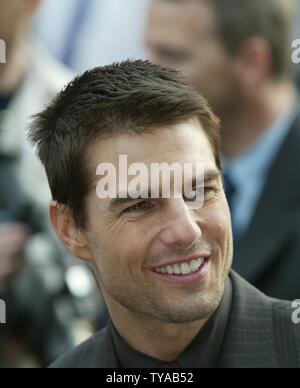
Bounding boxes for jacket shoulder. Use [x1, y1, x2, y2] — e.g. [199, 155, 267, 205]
[271, 298, 300, 367]
[223, 272, 300, 368]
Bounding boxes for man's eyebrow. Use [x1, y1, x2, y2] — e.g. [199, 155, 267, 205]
[184, 170, 221, 190]
[110, 190, 152, 207]
[201, 170, 222, 183]
[111, 197, 140, 206]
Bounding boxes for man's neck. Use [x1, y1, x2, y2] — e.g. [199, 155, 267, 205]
[221, 81, 297, 160]
[106, 298, 208, 362]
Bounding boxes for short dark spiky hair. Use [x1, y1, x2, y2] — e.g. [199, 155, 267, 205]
[29, 60, 220, 228]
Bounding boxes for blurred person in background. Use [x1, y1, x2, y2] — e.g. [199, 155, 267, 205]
[0, 0, 102, 367]
[147, 0, 300, 300]
[34, 0, 150, 73]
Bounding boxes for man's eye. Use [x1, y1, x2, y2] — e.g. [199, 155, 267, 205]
[123, 201, 151, 214]
[185, 187, 215, 202]
[202, 187, 216, 200]
[155, 49, 189, 65]
[204, 187, 215, 196]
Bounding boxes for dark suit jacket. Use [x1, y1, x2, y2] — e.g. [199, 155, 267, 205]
[50, 272, 300, 368]
[233, 111, 300, 300]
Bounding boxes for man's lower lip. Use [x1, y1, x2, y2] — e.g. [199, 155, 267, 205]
[151, 259, 210, 284]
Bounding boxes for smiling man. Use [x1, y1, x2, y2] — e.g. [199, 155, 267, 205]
[146, 0, 300, 302]
[29, 61, 300, 368]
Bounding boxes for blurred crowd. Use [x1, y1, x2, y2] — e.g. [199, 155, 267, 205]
[0, 0, 300, 367]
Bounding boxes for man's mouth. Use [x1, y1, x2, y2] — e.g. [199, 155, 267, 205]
[153, 257, 209, 277]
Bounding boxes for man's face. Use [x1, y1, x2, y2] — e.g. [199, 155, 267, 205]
[83, 119, 233, 324]
[0, 0, 22, 50]
[0, 0, 36, 62]
[146, 0, 240, 116]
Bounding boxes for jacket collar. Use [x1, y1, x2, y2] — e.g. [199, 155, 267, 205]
[234, 111, 300, 282]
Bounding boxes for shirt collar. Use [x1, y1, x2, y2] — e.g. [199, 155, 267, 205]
[222, 105, 299, 188]
[110, 277, 233, 369]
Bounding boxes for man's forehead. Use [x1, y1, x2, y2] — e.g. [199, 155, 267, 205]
[149, 0, 216, 37]
[89, 120, 215, 167]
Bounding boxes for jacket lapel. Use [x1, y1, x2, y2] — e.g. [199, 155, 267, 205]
[218, 272, 279, 368]
[233, 112, 300, 283]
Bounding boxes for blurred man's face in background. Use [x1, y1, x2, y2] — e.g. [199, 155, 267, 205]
[0, 0, 24, 56]
[146, 0, 240, 117]
[0, 0, 38, 62]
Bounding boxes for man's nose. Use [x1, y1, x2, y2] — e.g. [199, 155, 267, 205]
[159, 199, 202, 250]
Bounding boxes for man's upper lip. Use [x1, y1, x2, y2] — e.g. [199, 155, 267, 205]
[150, 254, 210, 270]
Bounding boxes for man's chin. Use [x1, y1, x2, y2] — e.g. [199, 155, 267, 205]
[153, 288, 224, 325]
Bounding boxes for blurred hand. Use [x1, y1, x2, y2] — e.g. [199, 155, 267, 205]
[0, 223, 29, 289]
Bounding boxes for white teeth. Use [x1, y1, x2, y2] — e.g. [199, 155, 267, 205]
[155, 257, 205, 276]
[190, 259, 201, 272]
[173, 264, 181, 275]
[181, 263, 191, 275]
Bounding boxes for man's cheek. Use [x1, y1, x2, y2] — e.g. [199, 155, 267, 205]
[112, 237, 144, 272]
[216, 214, 232, 250]
[205, 207, 232, 251]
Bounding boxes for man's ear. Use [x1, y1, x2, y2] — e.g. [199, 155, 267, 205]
[49, 201, 93, 262]
[234, 37, 272, 89]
